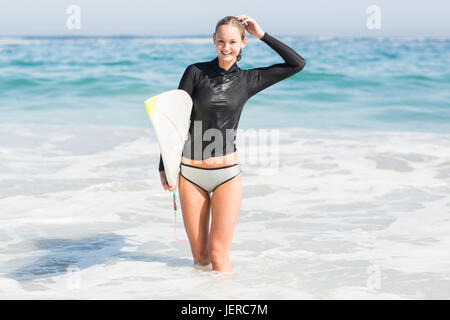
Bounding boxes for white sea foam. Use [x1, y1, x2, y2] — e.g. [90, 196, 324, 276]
[0, 123, 449, 299]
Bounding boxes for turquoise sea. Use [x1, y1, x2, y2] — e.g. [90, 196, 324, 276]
[1, 35, 449, 131]
[1, 35, 450, 299]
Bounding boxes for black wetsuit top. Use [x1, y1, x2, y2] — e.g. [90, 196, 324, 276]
[159, 32, 306, 171]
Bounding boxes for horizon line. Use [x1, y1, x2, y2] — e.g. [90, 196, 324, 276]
[1, 34, 449, 40]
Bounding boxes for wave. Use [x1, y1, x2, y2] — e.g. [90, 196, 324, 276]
[0, 78, 40, 89]
[391, 74, 444, 83]
[10, 60, 48, 67]
[370, 106, 450, 124]
[0, 38, 49, 45]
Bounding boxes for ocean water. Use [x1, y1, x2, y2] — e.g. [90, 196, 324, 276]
[0, 36, 449, 299]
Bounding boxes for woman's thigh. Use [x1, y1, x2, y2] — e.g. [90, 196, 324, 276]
[209, 173, 242, 256]
[178, 174, 211, 257]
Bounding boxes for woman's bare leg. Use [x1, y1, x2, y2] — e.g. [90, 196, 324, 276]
[178, 174, 211, 266]
[209, 173, 242, 272]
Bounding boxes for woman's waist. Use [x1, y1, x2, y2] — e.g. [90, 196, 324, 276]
[181, 151, 239, 169]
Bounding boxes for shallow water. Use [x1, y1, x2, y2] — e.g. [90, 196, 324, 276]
[0, 124, 449, 299]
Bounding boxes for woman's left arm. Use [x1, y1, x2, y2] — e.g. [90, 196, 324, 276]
[236, 15, 306, 96]
[259, 32, 306, 71]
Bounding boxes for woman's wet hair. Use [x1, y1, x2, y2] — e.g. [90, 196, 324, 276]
[215, 16, 246, 61]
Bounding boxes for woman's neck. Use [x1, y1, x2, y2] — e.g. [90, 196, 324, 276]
[218, 58, 236, 71]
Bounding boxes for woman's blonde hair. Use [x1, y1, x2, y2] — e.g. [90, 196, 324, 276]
[215, 16, 246, 61]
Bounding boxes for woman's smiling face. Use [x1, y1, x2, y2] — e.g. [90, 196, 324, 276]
[213, 24, 246, 63]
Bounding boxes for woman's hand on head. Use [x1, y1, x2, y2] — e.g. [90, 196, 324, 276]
[159, 171, 177, 192]
[235, 15, 265, 39]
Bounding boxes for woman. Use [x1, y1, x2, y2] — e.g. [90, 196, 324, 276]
[159, 14, 306, 272]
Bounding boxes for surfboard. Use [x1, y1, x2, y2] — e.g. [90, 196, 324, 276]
[145, 89, 192, 187]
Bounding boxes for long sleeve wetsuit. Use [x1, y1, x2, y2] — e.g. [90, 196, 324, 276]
[159, 32, 306, 172]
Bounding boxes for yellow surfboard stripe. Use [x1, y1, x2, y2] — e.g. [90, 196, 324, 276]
[144, 96, 157, 118]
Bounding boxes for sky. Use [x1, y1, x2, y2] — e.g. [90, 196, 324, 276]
[0, 0, 449, 37]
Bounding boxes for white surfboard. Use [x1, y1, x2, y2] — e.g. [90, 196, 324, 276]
[145, 89, 192, 187]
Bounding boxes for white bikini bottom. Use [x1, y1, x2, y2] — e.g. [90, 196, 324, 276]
[179, 163, 241, 193]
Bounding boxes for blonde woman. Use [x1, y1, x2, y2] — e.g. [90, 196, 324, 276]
[159, 14, 306, 272]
